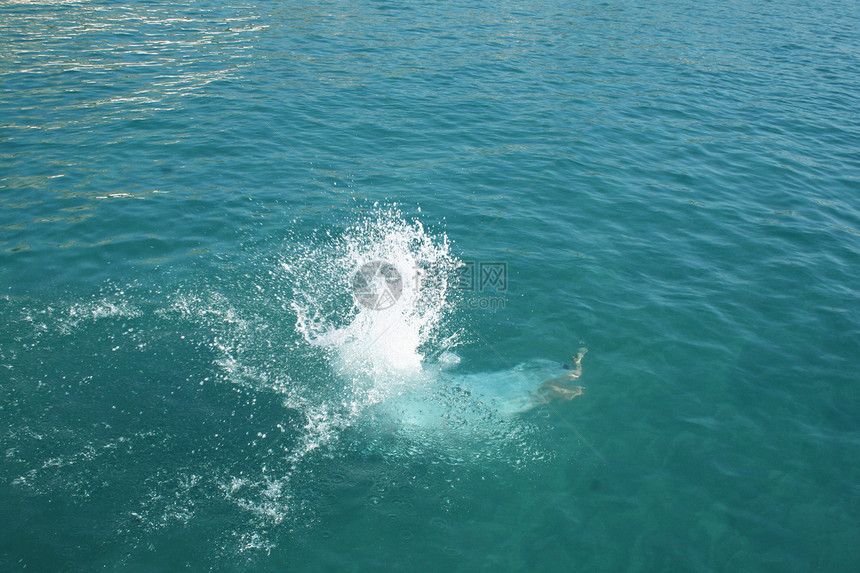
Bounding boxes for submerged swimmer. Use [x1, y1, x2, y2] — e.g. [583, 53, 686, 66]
[384, 349, 588, 424]
[534, 348, 587, 404]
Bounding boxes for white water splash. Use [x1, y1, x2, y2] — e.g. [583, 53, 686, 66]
[286, 207, 462, 408]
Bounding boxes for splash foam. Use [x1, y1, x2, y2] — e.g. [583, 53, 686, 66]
[286, 206, 461, 406]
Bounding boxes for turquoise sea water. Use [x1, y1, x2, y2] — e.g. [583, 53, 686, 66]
[2, 0, 859, 571]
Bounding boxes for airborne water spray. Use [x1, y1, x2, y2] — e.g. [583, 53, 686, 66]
[285, 206, 463, 408]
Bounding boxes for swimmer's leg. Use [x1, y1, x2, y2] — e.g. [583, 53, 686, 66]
[536, 349, 587, 403]
[535, 379, 585, 403]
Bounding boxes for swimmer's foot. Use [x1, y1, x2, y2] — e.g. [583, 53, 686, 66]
[567, 348, 587, 379]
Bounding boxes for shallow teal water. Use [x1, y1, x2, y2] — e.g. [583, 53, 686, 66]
[2, 0, 860, 571]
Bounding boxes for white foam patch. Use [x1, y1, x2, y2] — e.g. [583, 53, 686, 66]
[285, 206, 461, 417]
[69, 300, 141, 321]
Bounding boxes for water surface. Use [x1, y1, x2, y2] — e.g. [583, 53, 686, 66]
[1, 0, 859, 571]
